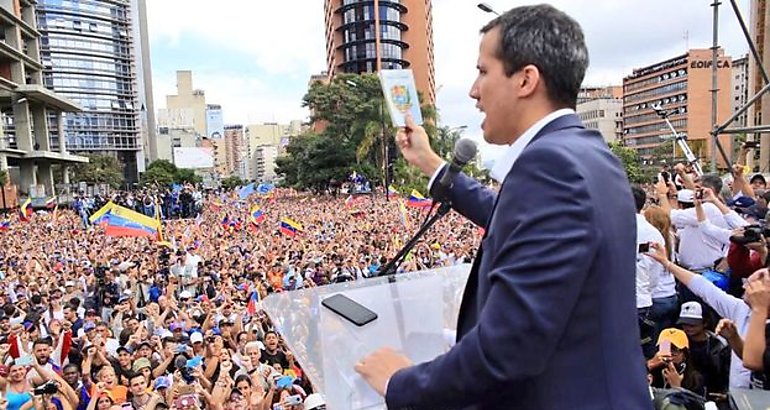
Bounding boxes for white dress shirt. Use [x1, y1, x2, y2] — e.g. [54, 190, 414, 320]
[672, 203, 729, 270]
[429, 108, 575, 188]
[636, 214, 664, 309]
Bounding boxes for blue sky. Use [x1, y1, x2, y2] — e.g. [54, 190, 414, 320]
[146, 0, 751, 162]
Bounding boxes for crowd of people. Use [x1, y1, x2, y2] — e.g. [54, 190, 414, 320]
[633, 156, 770, 408]
[0, 186, 481, 410]
[73, 186, 204, 229]
[7, 151, 770, 409]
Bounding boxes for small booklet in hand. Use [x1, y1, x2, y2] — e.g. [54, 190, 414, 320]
[379, 69, 423, 127]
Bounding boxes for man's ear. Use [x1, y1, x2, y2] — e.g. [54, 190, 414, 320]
[517, 64, 541, 98]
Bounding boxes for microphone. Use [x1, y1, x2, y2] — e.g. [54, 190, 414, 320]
[436, 138, 478, 199]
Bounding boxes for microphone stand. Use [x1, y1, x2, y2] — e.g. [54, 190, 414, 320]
[375, 200, 453, 282]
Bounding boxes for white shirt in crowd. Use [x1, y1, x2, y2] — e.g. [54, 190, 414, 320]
[672, 203, 730, 270]
[652, 233, 677, 300]
[687, 275, 752, 388]
[636, 214, 664, 309]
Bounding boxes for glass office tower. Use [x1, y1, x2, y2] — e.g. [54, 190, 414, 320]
[36, 0, 143, 181]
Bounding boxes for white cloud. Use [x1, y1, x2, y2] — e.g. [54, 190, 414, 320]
[431, 0, 751, 159]
[146, 0, 752, 144]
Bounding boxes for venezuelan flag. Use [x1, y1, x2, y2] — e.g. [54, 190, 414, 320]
[89, 201, 116, 224]
[103, 214, 158, 238]
[388, 185, 399, 196]
[44, 196, 57, 209]
[250, 205, 266, 224]
[246, 290, 260, 316]
[19, 198, 32, 222]
[398, 199, 409, 226]
[0, 220, 9, 231]
[279, 217, 303, 237]
[100, 204, 160, 238]
[407, 189, 432, 208]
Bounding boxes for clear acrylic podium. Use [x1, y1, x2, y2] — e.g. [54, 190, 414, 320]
[262, 264, 471, 410]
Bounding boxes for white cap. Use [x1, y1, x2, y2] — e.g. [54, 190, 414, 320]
[190, 332, 203, 344]
[677, 301, 703, 325]
[65, 281, 75, 287]
[160, 330, 174, 340]
[179, 290, 193, 299]
[677, 189, 694, 203]
[304, 394, 326, 410]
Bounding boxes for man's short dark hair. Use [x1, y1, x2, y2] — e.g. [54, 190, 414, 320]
[631, 186, 646, 213]
[33, 337, 52, 348]
[128, 372, 145, 384]
[751, 174, 766, 185]
[699, 174, 723, 195]
[481, 4, 589, 108]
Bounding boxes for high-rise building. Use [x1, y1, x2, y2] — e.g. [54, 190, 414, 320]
[224, 125, 245, 178]
[749, 0, 769, 171]
[253, 145, 278, 183]
[166, 70, 207, 137]
[622, 49, 733, 165]
[732, 55, 750, 128]
[36, 0, 153, 182]
[323, 0, 435, 104]
[0, 0, 87, 198]
[576, 86, 623, 143]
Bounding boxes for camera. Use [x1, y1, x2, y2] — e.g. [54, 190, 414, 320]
[34, 381, 58, 396]
[729, 225, 770, 245]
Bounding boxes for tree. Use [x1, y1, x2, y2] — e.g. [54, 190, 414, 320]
[221, 176, 245, 190]
[608, 142, 647, 184]
[72, 154, 124, 188]
[175, 168, 202, 185]
[141, 160, 176, 186]
[140, 160, 203, 186]
[292, 73, 438, 191]
[0, 169, 7, 187]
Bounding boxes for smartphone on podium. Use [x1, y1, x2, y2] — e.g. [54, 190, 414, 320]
[322, 294, 378, 327]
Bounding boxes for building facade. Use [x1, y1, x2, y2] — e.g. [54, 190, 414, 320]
[166, 70, 206, 137]
[0, 0, 87, 198]
[749, 0, 769, 171]
[223, 125, 245, 179]
[324, 0, 435, 104]
[732, 55, 749, 128]
[36, 0, 151, 182]
[622, 49, 733, 165]
[253, 144, 278, 183]
[576, 86, 623, 143]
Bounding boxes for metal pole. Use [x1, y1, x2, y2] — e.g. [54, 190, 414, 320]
[382, 99, 388, 201]
[729, 0, 770, 85]
[710, 0, 720, 172]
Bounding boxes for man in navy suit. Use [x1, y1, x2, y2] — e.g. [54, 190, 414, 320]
[354, 4, 652, 409]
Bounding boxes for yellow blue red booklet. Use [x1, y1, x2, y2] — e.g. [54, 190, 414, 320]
[379, 69, 423, 127]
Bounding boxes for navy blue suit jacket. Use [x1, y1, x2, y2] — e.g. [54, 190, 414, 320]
[385, 114, 652, 409]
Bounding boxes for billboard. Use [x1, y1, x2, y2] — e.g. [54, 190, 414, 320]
[173, 147, 214, 169]
[206, 105, 224, 139]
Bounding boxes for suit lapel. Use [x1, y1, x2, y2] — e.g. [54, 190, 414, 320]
[455, 114, 584, 341]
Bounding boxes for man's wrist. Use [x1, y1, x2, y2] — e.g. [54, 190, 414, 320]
[419, 153, 445, 177]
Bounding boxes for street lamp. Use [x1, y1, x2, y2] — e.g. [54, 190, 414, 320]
[477, 3, 500, 15]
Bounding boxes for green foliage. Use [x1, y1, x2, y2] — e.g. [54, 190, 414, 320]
[608, 142, 648, 184]
[140, 160, 201, 186]
[0, 169, 7, 186]
[175, 168, 202, 185]
[72, 154, 124, 188]
[278, 73, 437, 191]
[221, 176, 245, 190]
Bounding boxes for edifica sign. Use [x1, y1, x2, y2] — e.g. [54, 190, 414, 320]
[690, 60, 731, 69]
